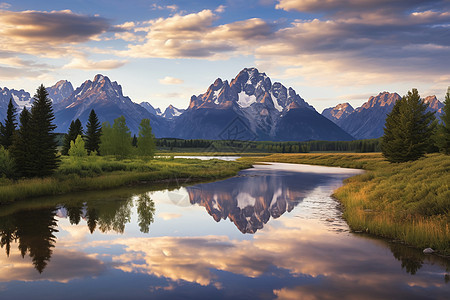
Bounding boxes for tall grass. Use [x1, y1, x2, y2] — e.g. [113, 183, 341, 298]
[252, 153, 450, 254]
[0, 156, 252, 203]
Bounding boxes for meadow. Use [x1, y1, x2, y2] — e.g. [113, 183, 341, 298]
[0, 156, 252, 203]
[245, 153, 450, 254]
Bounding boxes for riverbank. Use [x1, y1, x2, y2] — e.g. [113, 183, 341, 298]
[0, 156, 252, 204]
[242, 153, 450, 255]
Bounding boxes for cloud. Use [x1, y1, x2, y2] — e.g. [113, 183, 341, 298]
[0, 9, 110, 44]
[151, 4, 179, 12]
[118, 10, 275, 59]
[158, 213, 182, 220]
[275, 0, 446, 14]
[64, 56, 127, 70]
[0, 249, 106, 283]
[0, 2, 10, 9]
[215, 5, 226, 13]
[159, 76, 184, 85]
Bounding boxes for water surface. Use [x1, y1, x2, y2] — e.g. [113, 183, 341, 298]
[0, 163, 448, 299]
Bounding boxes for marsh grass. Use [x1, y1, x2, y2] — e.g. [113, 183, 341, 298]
[251, 153, 450, 254]
[0, 156, 252, 203]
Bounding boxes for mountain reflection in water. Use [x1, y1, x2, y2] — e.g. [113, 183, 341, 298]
[188, 165, 354, 233]
[0, 163, 448, 299]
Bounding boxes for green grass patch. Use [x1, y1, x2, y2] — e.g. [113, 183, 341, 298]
[0, 156, 252, 203]
[250, 153, 450, 254]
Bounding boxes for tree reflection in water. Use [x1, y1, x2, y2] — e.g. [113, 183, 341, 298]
[0, 193, 155, 273]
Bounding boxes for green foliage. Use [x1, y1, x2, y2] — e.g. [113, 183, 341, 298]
[381, 88, 436, 162]
[26, 85, 60, 177]
[0, 98, 17, 149]
[62, 119, 83, 155]
[0, 146, 15, 178]
[99, 116, 132, 159]
[85, 109, 101, 155]
[132, 134, 137, 147]
[435, 90, 450, 154]
[10, 108, 33, 178]
[137, 118, 155, 158]
[0, 155, 252, 203]
[68, 135, 88, 158]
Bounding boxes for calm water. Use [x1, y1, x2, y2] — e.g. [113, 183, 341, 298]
[0, 163, 448, 299]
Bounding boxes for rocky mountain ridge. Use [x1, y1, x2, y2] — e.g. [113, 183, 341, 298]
[322, 92, 445, 139]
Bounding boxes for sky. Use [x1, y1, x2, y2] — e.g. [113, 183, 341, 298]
[0, 0, 449, 112]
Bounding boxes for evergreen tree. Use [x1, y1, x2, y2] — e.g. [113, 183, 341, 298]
[10, 108, 33, 177]
[132, 134, 138, 147]
[435, 89, 450, 154]
[0, 98, 17, 149]
[62, 119, 83, 155]
[137, 118, 155, 158]
[85, 109, 102, 155]
[381, 89, 436, 162]
[28, 84, 60, 177]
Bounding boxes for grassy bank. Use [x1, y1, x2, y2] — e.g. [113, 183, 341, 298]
[0, 156, 252, 203]
[249, 153, 450, 254]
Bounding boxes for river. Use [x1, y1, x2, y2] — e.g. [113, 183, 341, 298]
[0, 163, 448, 299]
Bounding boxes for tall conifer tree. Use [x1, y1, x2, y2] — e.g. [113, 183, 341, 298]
[85, 109, 101, 154]
[10, 108, 32, 177]
[28, 84, 59, 177]
[381, 88, 435, 162]
[0, 98, 17, 149]
[62, 119, 83, 155]
[435, 89, 450, 154]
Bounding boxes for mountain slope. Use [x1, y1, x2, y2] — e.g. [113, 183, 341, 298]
[53, 75, 168, 135]
[323, 92, 444, 139]
[173, 67, 353, 141]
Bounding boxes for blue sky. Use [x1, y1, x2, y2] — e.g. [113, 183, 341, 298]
[1, 0, 449, 111]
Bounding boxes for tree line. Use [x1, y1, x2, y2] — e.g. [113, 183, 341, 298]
[0, 84, 156, 179]
[156, 138, 381, 153]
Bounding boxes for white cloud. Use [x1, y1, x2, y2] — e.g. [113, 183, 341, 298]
[215, 5, 226, 13]
[0, 2, 10, 9]
[64, 56, 127, 70]
[159, 76, 184, 85]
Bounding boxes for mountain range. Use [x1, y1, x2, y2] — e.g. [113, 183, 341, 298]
[322, 92, 445, 139]
[0, 68, 446, 141]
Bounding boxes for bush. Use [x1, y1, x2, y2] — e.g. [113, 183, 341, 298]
[0, 146, 15, 178]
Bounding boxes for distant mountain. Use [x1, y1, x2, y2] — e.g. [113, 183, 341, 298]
[162, 105, 185, 119]
[139, 101, 162, 116]
[172, 67, 353, 141]
[323, 92, 445, 139]
[322, 103, 354, 122]
[46, 80, 74, 105]
[423, 95, 444, 118]
[53, 74, 168, 135]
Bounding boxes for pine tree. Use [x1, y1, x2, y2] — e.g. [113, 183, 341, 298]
[137, 118, 155, 158]
[435, 89, 450, 154]
[132, 134, 138, 147]
[85, 109, 101, 155]
[10, 108, 33, 177]
[381, 88, 436, 162]
[0, 98, 17, 149]
[28, 84, 60, 177]
[62, 119, 83, 155]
